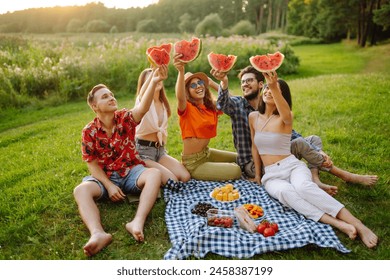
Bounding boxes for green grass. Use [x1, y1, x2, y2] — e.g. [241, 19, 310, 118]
[0, 40, 389, 260]
[287, 41, 390, 79]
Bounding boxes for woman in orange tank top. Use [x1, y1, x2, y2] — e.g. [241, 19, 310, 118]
[173, 54, 241, 181]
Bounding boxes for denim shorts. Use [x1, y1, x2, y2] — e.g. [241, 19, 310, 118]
[136, 142, 167, 162]
[82, 164, 145, 200]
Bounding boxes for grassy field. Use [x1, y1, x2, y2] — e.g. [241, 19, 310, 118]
[0, 40, 389, 260]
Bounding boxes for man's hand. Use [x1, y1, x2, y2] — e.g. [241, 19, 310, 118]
[210, 69, 228, 90]
[106, 183, 126, 202]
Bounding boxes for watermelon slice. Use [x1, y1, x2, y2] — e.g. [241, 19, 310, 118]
[249, 51, 285, 73]
[146, 43, 172, 56]
[207, 52, 237, 72]
[147, 48, 170, 66]
[174, 37, 202, 63]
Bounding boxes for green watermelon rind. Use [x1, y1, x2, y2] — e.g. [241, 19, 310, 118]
[207, 52, 237, 72]
[174, 37, 202, 63]
[249, 51, 285, 73]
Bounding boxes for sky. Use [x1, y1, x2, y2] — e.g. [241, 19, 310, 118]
[0, 0, 159, 14]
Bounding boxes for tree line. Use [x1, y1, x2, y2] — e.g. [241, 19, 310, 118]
[0, 0, 389, 46]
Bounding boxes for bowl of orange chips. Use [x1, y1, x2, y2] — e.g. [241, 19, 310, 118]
[242, 203, 265, 219]
[210, 183, 240, 202]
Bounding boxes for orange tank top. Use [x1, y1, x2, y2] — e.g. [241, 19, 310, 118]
[178, 101, 222, 139]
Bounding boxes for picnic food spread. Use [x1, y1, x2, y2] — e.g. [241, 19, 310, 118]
[210, 183, 240, 202]
[164, 180, 351, 260]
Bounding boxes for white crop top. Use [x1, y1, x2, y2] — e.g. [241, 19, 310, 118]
[135, 97, 168, 146]
[254, 131, 291, 155]
[253, 113, 291, 155]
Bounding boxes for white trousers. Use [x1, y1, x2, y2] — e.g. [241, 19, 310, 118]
[262, 155, 344, 221]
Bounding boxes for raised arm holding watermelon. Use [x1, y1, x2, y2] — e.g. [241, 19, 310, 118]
[172, 51, 241, 181]
[134, 66, 190, 186]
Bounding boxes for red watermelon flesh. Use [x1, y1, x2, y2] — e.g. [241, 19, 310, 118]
[174, 37, 202, 63]
[148, 48, 170, 66]
[249, 51, 285, 72]
[146, 43, 172, 56]
[207, 52, 237, 72]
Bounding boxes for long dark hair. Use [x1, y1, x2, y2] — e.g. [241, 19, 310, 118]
[258, 79, 292, 115]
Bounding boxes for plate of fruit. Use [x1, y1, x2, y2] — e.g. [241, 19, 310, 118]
[210, 183, 240, 202]
[242, 203, 265, 219]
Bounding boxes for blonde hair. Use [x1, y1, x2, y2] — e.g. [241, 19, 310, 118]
[136, 68, 171, 117]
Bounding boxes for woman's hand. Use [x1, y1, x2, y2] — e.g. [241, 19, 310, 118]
[262, 71, 278, 88]
[152, 64, 168, 83]
[173, 53, 185, 73]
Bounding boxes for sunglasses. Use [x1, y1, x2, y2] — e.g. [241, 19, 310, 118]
[189, 80, 205, 89]
[241, 77, 255, 85]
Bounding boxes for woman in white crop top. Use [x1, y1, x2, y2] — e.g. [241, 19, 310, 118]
[135, 68, 190, 184]
[248, 71, 377, 248]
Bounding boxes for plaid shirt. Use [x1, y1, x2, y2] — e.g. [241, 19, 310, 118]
[81, 109, 145, 177]
[217, 87, 254, 168]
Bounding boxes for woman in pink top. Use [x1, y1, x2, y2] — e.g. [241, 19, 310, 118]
[135, 68, 190, 184]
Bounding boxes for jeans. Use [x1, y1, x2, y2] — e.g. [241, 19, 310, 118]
[82, 164, 145, 200]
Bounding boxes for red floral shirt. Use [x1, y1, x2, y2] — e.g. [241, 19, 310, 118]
[81, 109, 145, 177]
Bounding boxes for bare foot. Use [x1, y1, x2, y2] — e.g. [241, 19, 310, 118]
[356, 224, 378, 248]
[83, 232, 112, 257]
[125, 220, 145, 242]
[345, 174, 378, 187]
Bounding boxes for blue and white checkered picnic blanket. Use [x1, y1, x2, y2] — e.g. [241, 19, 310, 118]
[163, 179, 350, 260]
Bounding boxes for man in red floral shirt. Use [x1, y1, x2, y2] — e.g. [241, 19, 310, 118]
[74, 66, 168, 257]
